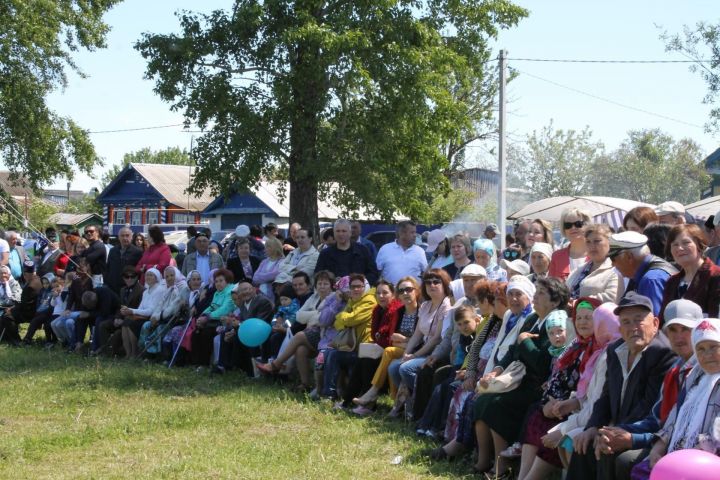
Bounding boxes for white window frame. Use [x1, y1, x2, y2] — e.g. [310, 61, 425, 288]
[131, 211, 142, 226]
[147, 210, 159, 225]
[114, 210, 126, 224]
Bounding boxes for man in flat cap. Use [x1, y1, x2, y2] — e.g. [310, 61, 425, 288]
[654, 201, 686, 225]
[609, 231, 677, 316]
[566, 292, 677, 480]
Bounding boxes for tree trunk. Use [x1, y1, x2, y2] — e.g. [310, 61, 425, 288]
[287, 5, 325, 243]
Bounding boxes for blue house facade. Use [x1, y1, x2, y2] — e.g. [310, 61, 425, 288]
[96, 163, 215, 235]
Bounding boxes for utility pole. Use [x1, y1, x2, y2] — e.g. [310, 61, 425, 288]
[498, 49, 508, 251]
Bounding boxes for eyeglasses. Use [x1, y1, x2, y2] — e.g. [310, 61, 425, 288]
[608, 249, 626, 260]
[398, 287, 415, 294]
[563, 221, 586, 230]
[123, 274, 137, 279]
[349, 284, 365, 290]
[424, 278, 442, 286]
[84, 230, 95, 235]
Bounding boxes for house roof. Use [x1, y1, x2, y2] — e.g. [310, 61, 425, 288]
[0, 171, 33, 198]
[48, 213, 103, 226]
[205, 182, 407, 221]
[98, 163, 216, 211]
[704, 148, 720, 174]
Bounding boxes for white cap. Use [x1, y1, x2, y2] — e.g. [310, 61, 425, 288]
[692, 319, 720, 349]
[654, 201, 685, 216]
[235, 225, 250, 237]
[663, 299, 703, 330]
[530, 242, 553, 261]
[425, 229, 446, 254]
[501, 259, 530, 276]
[460, 264, 488, 278]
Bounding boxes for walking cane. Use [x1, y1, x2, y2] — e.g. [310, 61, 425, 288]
[168, 314, 193, 368]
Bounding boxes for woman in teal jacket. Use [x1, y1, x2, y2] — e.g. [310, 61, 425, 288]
[190, 268, 236, 365]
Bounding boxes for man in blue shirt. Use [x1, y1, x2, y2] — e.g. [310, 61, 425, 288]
[609, 231, 676, 318]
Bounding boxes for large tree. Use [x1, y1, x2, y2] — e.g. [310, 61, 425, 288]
[136, 0, 527, 233]
[508, 122, 606, 198]
[664, 22, 720, 132]
[0, 0, 119, 189]
[100, 146, 192, 188]
[592, 129, 709, 205]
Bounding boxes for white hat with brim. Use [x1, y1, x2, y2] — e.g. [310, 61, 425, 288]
[501, 259, 530, 276]
[425, 229, 447, 254]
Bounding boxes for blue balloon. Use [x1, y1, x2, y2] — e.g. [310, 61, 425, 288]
[238, 318, 272, 347]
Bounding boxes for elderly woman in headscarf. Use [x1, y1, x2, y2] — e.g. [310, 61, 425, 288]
[139, 266, 189, 356]
[516, 297, 603, 479]
[119, 267, 166, 359]
[473, 238, 507, 282]
[639, 318, 720, 476]
[162, 269, 205, 362]
[472, 277, 570, 478]
[542, 302, 620, 469]
[0, 265, 21, 306]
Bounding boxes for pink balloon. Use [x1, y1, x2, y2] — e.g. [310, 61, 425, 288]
[650, 449, 720, 480]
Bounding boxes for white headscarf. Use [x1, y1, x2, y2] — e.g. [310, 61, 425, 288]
[164, 266, 186, 288]
[668, 319, 720, 452]
[145, 267, 162, 290]
[1, 265, 11, 298]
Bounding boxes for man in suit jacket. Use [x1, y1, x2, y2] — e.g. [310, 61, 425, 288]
[105, 227, 143, 294]
[36, 233, 62, 278]
[181, 232, 224, 285]
[566, 292, 677, 480]
[217, 281, 274, 376]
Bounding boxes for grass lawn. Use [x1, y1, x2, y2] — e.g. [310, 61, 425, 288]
[0, 345, 477, 479]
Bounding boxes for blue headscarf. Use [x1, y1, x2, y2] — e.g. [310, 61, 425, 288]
[473, 238, 497, 268]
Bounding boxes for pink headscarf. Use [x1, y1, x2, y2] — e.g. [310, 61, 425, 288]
[576, 302, 621, 399]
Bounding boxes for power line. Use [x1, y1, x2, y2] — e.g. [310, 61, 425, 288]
[508, 57, 710, 64]
[510, 67, 705, 129]
[88, 123, 190, 134]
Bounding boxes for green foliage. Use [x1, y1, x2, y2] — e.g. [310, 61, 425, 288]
[422, 188, 475, 224]
[0, 345, 468, 478]
[27, 197, 59, 230]
[100, 146, 193, 188]
[593, 129, 709, 204]
[508, 122, 606, 198]
[0, 0, 120, 188]
[136, 0, 527, 230]
[663, 22, 720, 132]
[64, 195, 103, 216]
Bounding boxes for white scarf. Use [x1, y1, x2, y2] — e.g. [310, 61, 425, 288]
[669, 370, 720, 452]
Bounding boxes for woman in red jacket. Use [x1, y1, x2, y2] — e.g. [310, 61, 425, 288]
[337, 278, 405, 412]
[548, 208, 591, 280]
[135, 226, 172, 283]
[659, 223, 720, 323]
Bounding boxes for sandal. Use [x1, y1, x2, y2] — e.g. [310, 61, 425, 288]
[256, 361, 280, 375]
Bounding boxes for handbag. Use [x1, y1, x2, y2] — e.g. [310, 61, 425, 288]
[475, 360, 526, 394]
[331, 327, 357, 352]
[358, 342, 384, 359]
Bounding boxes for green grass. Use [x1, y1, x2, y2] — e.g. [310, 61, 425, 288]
[0, 345, 476, 479]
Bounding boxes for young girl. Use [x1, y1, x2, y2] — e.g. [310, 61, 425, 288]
[546, 311, 569, 363]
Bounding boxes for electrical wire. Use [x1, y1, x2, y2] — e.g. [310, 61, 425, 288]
[88, 123, 191, 134]
[510, 67, 705, 129]
[508, 57, 710, 64]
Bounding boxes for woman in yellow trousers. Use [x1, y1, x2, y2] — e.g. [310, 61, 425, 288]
[353, 276, 421, 405]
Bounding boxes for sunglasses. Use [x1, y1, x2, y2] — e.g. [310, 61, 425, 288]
[563, 221, 586, 230]
[608, 249, 626, 260]
[398, 287, 415, 294]
[84, 230, 96, 235]
[424, 278, 442, 286]
[503, 249, 520, 260]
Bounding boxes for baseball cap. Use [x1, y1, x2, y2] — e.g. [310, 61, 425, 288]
[654, 201, 685, 216]
[425, 229, 447, 254]
[613, 291, 654, 315]
[485, 223, 499, 233]
[663, 299, 703, 330]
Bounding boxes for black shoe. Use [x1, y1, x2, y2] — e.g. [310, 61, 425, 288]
[210, 365, 225, 375]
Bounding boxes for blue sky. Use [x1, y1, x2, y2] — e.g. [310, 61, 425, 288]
[34, 0, 720, 190]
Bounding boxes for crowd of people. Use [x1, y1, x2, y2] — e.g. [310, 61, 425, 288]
[1, 201, 720, 479]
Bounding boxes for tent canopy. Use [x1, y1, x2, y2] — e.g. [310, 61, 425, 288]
[508, 196, 655, 225]
[685, 195, 720, 220]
